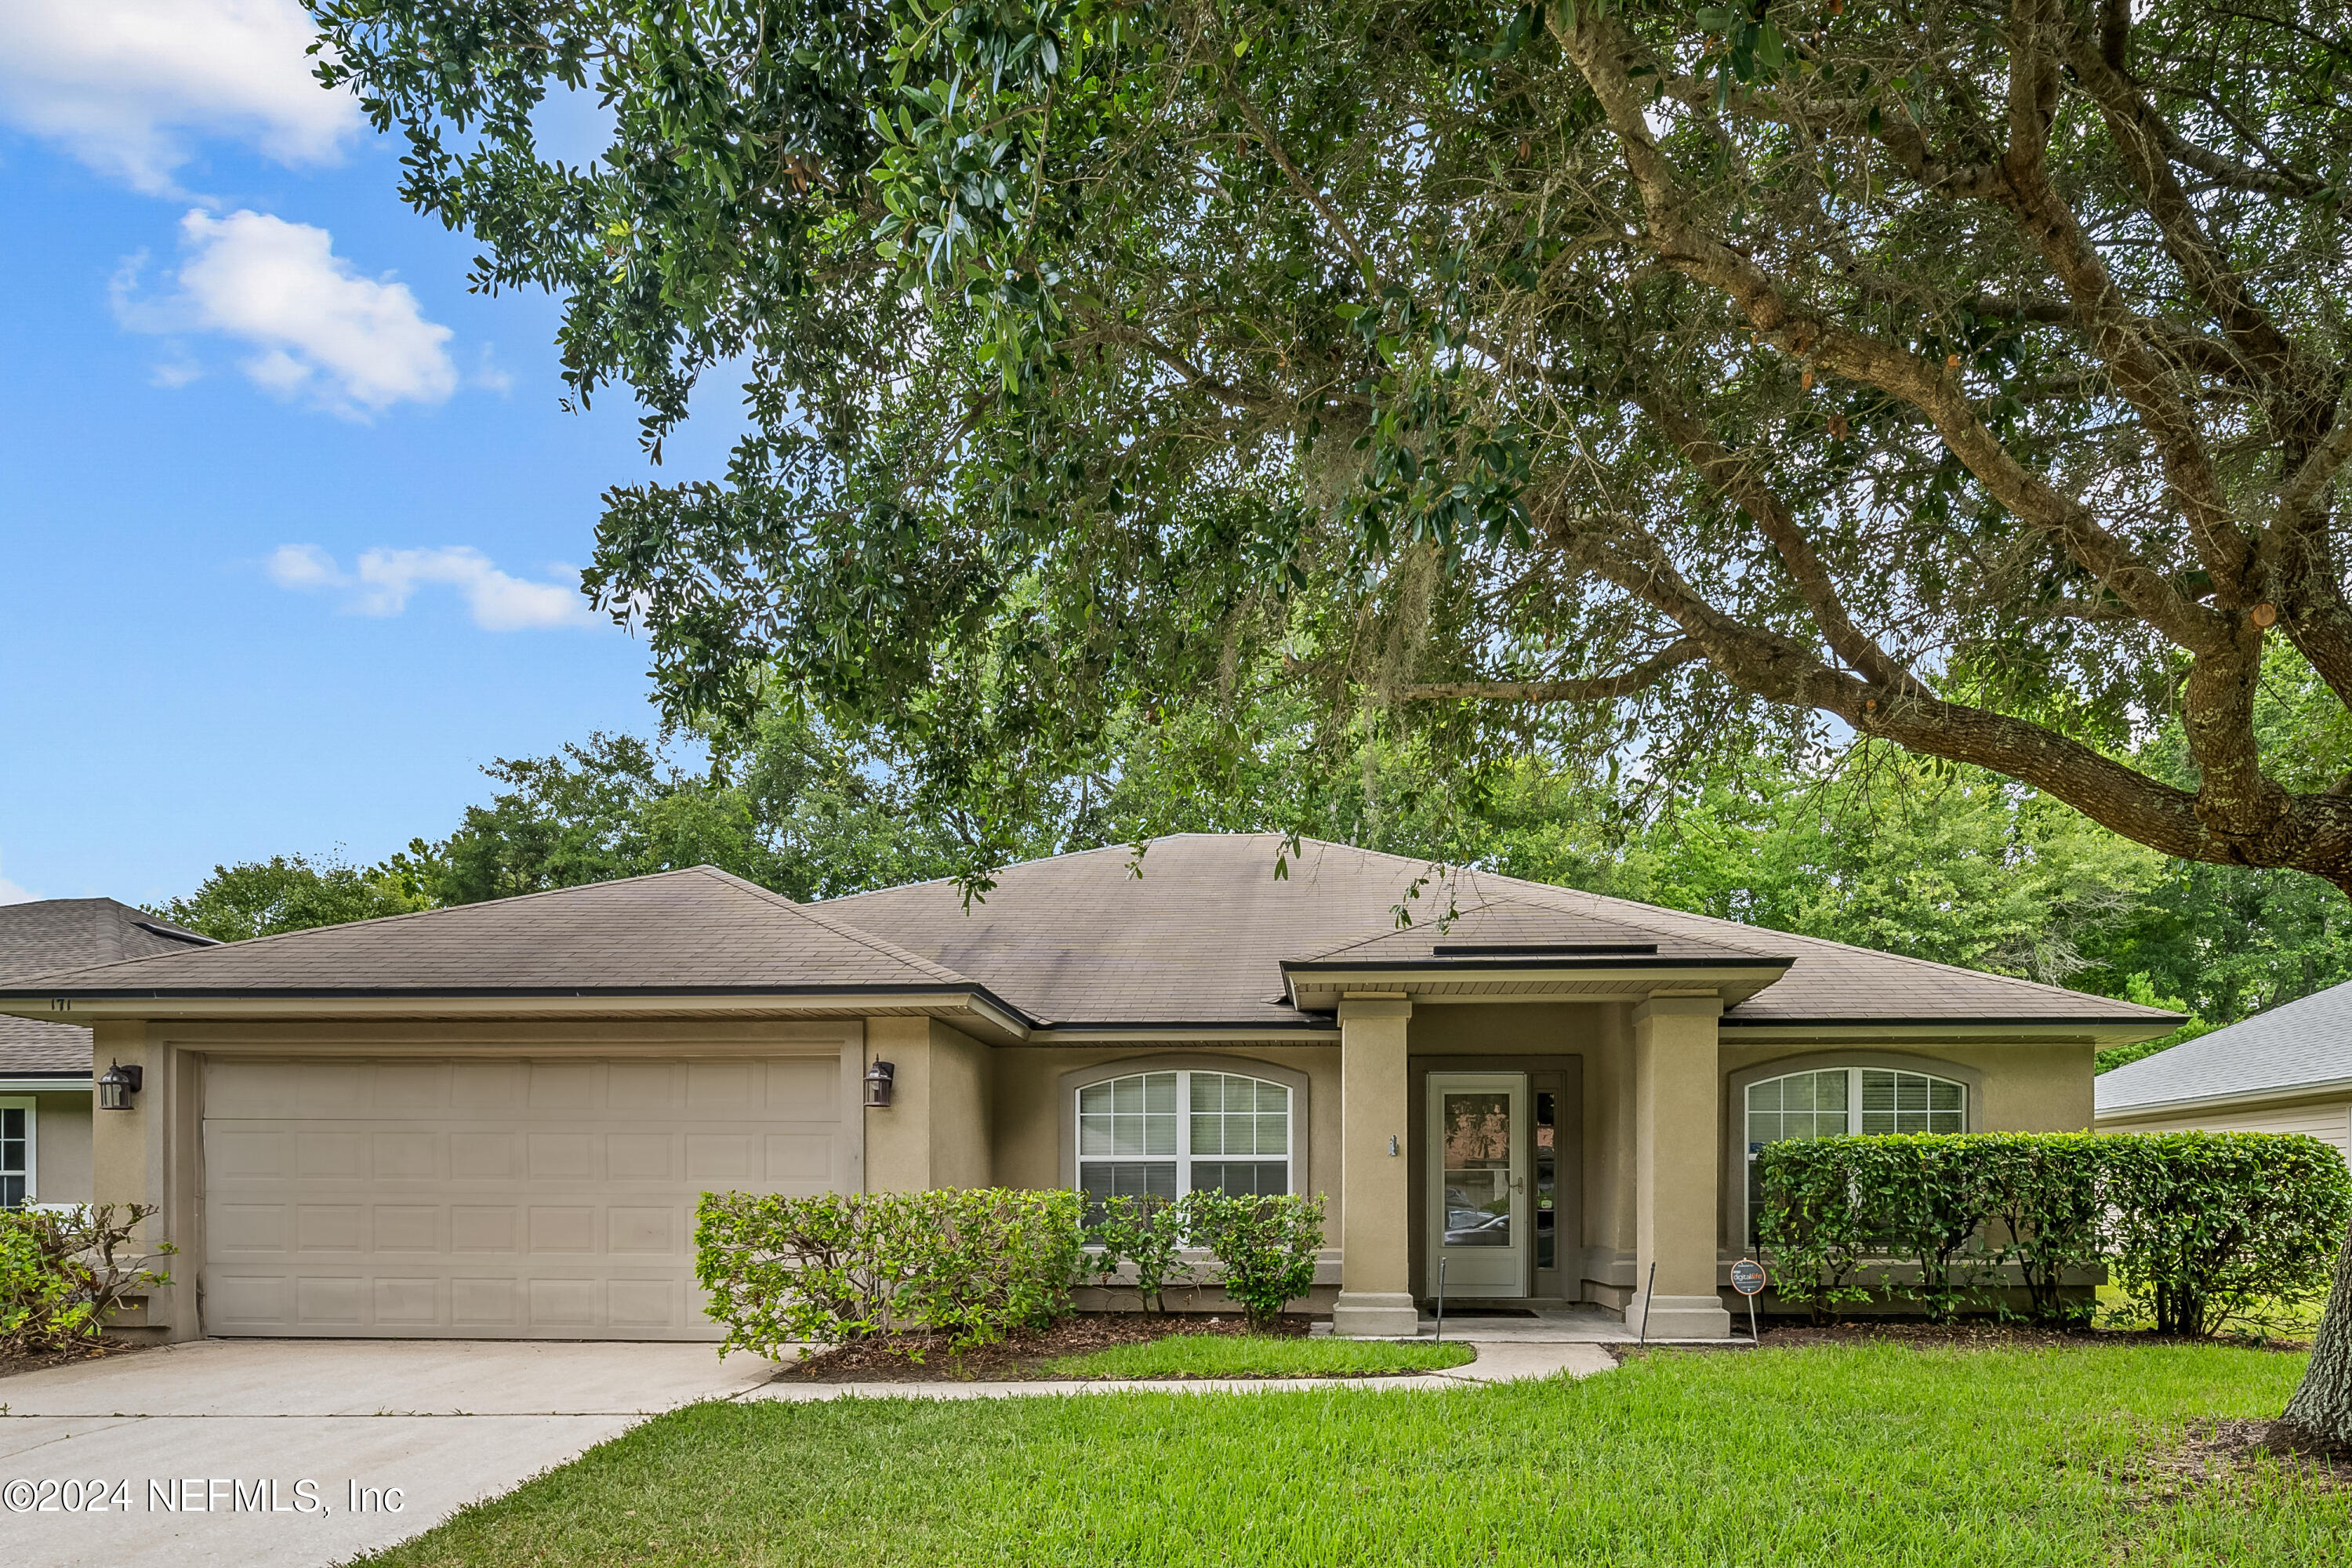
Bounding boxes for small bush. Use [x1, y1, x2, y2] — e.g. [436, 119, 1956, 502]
[1756, 1131, 2352, 1334]
[695, 1188, 1084, 1359]
[1081, 1193, 1196, 1311]
[1184, 1192, 1327, 1326]
[2102, 1131, 2351, 1337]
[0, 1203, 171, 1354]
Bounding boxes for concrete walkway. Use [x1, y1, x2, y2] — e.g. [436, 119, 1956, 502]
[1, 1335, 1610, 1568]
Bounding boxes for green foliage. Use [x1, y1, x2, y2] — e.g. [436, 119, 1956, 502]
[308, 0, 2352, 899]
[0, 1204, 172, 1353]
[1080, 1193, 1194, 1312]
[415, 716, 985, 906]
[148, 853, 430, 942]
[1182, 1192, 1327, 1327]
[2103, 1134, 2352, 1338]
[1758, 1134, 2352, 1334]
[693, 1187, 1084, 1358]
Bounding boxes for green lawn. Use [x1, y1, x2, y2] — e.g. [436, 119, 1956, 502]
[361, 1344, 2348, 1567]
[1037, 1331, 1474, 1379]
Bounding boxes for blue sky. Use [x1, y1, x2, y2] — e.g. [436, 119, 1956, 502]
[0, 3, 737, 906]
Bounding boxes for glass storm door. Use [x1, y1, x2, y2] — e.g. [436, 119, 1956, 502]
[1426, 1073, 1530, 1298]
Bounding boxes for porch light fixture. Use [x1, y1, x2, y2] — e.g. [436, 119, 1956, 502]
[862, 1059, 896, 1109]
[97, 1061, 143, 1111]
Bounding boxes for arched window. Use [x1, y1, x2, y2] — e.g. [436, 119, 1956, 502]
[1744, 1066, 1965, 1240]
[1076, 1069, 1292, 1200]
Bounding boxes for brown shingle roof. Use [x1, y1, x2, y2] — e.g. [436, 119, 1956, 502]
[0, 898, 213, 1076]
[825, 834, 2177, 1029]
[0, 898, 212, 985]
[5, 868, 986, 998]
[0, 1015, 92, 1076]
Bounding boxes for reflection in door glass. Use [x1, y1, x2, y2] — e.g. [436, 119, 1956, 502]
[1441, 1091, 1511, 1247]
[1534, 1091, 1556, 1271]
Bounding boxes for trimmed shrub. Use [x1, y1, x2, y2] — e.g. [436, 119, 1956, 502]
[1184, 1191, 1327, 1325]
[1081, 1193, 1196, 1312]
[1756, 1131, 2352, 1334]
[2103, 1131, 2352, 1337]
[0, 1204, 172, 1354]
[694, 1187, 1084, 1359]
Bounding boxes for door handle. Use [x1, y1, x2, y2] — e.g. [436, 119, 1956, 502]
[1511, 1175, 1526, 1194]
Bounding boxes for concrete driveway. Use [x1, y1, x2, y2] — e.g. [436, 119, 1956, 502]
[0, 1339, 775, 1568]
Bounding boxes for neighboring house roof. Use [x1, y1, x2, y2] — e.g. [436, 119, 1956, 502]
[0, 898, 213, 1078]
[0, 898, 212, 982]
[2097, 979, 2352, 1116]
[2, 867, 991, 1001]
[0, 1015, 92, 1076]
[823, 835, 2176, 1032]
[0, 837, 2180, 1040]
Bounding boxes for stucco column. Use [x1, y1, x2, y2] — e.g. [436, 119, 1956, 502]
[1631, 996, 1732, 1340]
[1331, 995, 1417, 1337]
[89, 1020, 200, 1341]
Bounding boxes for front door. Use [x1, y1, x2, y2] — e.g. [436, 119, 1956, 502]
[1425, 1072, 1529, 1298]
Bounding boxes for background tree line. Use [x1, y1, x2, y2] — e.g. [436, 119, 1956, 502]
[152, 668, 2348, 1073]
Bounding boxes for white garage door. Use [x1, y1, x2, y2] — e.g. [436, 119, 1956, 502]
[201, 1054, 848, 1338]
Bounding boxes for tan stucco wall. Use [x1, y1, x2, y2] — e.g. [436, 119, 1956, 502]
[863, 1018, 992, 1191]
[32, 1091, 92, 1204]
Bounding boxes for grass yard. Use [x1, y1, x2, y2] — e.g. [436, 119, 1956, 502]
[1037, 1331, 1474, 1379]
[361, 1343, 2350, 1567]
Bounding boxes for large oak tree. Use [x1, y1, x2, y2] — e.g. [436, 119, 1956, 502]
[312, 0, 2352, 1443]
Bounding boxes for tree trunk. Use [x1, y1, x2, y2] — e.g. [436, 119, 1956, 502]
[2274, 1227, 2352, 1454]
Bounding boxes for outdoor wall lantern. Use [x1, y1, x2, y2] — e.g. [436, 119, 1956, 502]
[97, 1061, 143, 1111]
[862, 1059, 896, 1109]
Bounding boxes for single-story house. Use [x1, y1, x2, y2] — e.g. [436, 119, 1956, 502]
[0, 898, 214, 1210]
[0, 835, 2178, 1340]
[2096, 979, 2352, 1163]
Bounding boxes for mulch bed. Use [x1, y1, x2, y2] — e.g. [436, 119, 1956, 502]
[768, 1312, 1316, 1384]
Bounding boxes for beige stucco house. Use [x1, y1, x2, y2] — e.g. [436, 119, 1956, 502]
[0, 898, 216, 1211]
[2097, 979, 2352, 1163]
[0, 836, 2177, 1341]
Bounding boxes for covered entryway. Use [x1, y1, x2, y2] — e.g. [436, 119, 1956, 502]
[201, 1054, 849, 1339]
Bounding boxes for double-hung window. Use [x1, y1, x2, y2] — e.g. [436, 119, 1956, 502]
[1744, 1067, 1965, 1241]
[0, 1100, 31, 1210]
[1076, 1069, 1292, 1201]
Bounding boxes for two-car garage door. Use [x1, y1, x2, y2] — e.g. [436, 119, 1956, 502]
[201, 1054, 850, 1339]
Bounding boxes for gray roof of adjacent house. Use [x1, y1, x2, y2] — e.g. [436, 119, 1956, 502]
[2096, 979, 2352, 1116]
[1, 868, 989, 1000]
[0, 837, 2181, 1036]
[0, 898, 214, 1077]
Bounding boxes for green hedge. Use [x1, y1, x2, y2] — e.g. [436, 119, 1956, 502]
[695, 1188, 1085, 1359]
[1757, 1131, 2351, 1333]
[695, 1186, 1330, 1357]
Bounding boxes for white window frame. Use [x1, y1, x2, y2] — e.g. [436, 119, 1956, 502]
[1742, 1066, 1966, 1242]
[1074, 1069, 1295, 1199]
[0, 1097, 34, 1210]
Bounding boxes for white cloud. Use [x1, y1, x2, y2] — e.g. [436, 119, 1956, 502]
[268, 545, 601, 632]
[0, 854, 38, 906]
[0, 0, 358, 195]
[118, 209, 457, 416]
